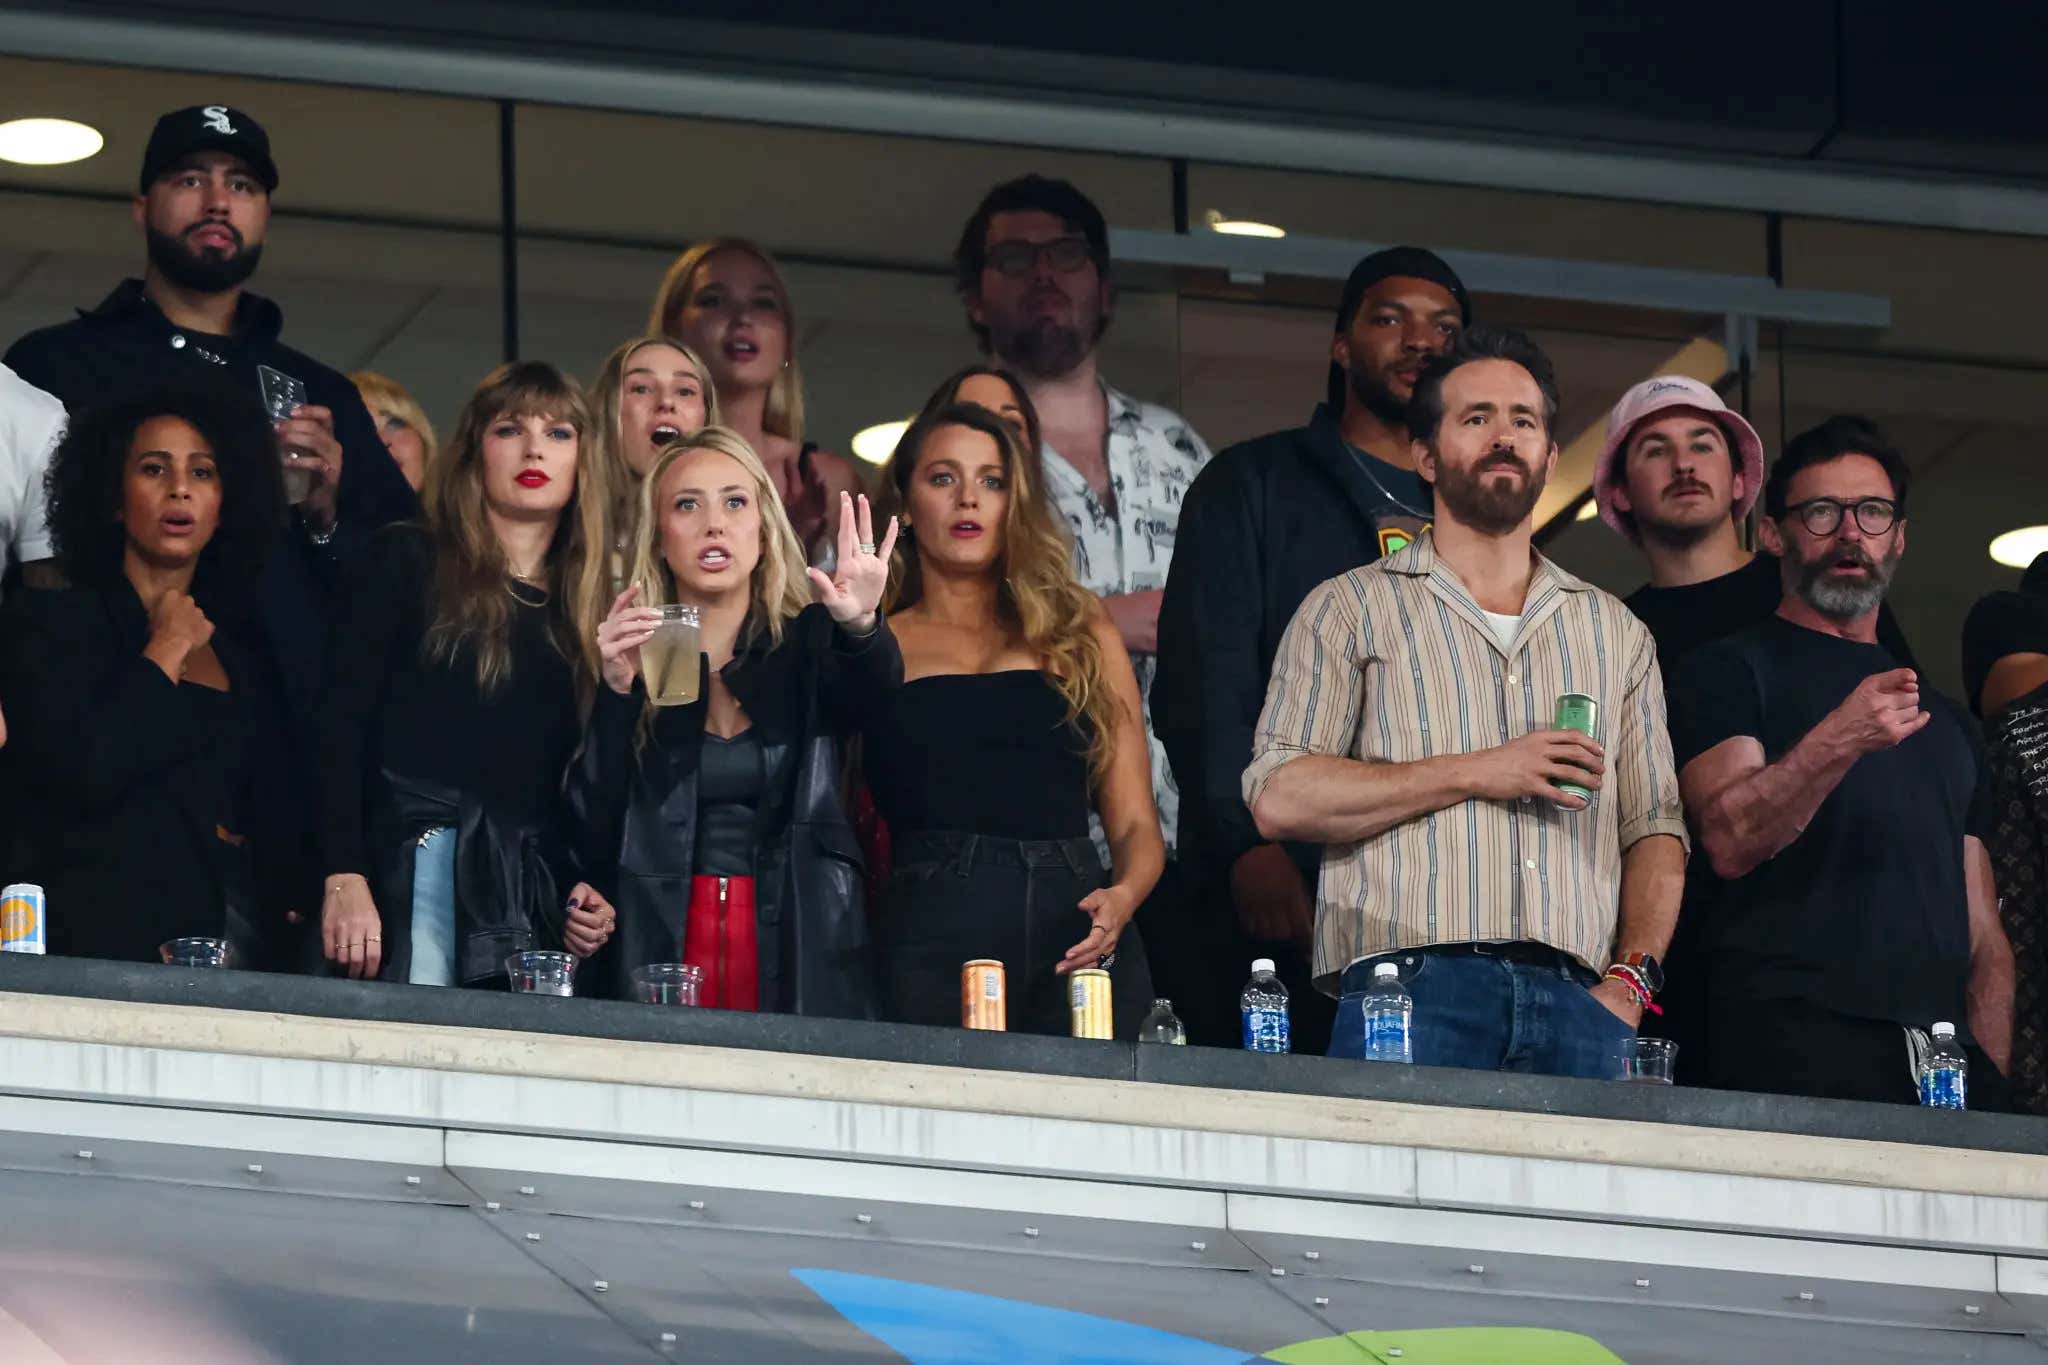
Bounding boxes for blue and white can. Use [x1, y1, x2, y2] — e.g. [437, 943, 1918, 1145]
[2, 883, 46, 955]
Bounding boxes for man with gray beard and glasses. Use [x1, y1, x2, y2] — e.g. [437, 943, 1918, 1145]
[1670, 416, 2016, 1105]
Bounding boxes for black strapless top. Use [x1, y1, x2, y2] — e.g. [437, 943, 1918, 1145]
[864, 671, 1091, 840]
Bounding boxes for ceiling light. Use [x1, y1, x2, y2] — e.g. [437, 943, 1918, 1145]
[851, 419, 910, 466]
[1989, 525, 2048, 569]
[1575, 500, 1600, 521]
[0, 117, 103, 166]
[1203, 209, 1285, 239]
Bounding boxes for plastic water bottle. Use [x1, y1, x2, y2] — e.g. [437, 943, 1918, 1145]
[1360, 962, 1413, 1064]
[1918, 1021, 1968, 1110]
[1138, 999, 1187, 1045]
[1240, 959, 1291, 1054]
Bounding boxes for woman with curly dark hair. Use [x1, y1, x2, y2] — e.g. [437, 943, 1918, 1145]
[0, 380, 292, 963]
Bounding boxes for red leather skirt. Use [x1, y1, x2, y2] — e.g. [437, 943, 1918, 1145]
[684, 874, 758, 1011]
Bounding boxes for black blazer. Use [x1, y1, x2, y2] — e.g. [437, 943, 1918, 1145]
[567, 604, 901, 1013]
[0, 581, 289, 962]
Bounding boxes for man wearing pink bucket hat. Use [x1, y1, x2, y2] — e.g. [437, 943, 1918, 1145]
[1594, 375, 1914, 690]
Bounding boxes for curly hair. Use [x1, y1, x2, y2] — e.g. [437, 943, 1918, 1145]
[44, 378, 284, 598]
[882, 401, 1121, 783]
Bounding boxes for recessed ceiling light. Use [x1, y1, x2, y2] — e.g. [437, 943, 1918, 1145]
[1575, 500, 1600, 521]
[851, 419, 910, 466]
[0, 117, 103, 166]
[1203, 209, 1285, 239]
[1989, 525, 2048, 568]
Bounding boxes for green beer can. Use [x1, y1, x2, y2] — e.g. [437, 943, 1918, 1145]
[1553, 693, 1599, 806]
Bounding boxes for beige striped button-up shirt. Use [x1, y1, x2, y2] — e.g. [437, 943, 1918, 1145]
[1243, 533, 1687, 993]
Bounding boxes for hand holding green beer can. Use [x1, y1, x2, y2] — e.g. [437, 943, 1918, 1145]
[1552, 693, 1600, 808]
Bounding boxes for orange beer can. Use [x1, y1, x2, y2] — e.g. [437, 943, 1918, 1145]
[961, 959, 1006, 1030]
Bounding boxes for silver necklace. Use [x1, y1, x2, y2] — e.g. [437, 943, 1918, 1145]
[1343, 441, 1432, 521]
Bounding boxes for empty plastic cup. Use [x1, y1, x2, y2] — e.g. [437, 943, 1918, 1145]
[506, 950, 576, 997]
[632, 963, 703, 1006]
[1623, 1036, 1678, 1084]
[160, 937, 233, 968]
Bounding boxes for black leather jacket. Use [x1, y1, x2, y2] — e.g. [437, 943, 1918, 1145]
[567, 604, 900, 1014]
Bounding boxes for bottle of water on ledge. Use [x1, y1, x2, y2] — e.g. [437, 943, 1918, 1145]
[1918, 1022, 1967, 1110]
[1241, 959, 1290, 1054]
[1361, 962, 1413, 1064]
[1138, 999, 1187, 1045]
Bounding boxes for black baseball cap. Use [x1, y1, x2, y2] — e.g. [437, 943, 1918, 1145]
[1327, 247, 1471, 409]
[139, 105, 279, 193]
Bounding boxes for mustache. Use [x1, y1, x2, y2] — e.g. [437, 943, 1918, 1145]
[1826, 544, 1877, 571]
[1478, 451, 1529, 475]
[1664, 477, 1711, 497]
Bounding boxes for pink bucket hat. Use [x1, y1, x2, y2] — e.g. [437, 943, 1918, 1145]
[1594, 375, 1765, 543]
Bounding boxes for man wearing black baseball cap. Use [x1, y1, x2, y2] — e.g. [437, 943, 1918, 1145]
[4, 104, 418, 965]
[1153, 246, 1468, 1048]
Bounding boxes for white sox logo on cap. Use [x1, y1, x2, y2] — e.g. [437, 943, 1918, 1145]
[201, 105, 237, 135]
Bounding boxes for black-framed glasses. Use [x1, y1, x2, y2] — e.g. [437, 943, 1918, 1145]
[984, 236, 1095, 278]
[1782, 496, 1900, 537]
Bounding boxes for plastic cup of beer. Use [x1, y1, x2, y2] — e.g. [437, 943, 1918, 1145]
[632, 962, 703, 1006]
[1623, 1036, 1678, 1084]
[506, 949, 576, 997]
[643, 604, 703, 707]
[161, 936, 234, 969]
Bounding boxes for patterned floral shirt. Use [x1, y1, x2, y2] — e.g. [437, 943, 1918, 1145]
[1040, 383, 1213, 857]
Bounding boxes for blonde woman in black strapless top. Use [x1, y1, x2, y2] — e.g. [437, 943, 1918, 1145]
[865, 401, 1161, 1038]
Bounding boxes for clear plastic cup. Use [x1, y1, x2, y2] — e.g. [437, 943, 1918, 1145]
[1623, 1036, 1678, 1084]
[643, 604, 703, 707]
[506, 949, 576, 997]
[161, 936, 234, 969]
[632, 963, 703, 1006]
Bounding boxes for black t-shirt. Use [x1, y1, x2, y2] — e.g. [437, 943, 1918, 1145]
[1670, 616, 1990, 1032]
[1627, 554, 1918, 694]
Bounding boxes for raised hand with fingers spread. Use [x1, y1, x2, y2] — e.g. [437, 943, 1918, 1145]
[805, 491, 898, 634]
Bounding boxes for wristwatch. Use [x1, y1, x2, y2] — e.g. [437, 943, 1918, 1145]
[1617, 951, 1665, 997]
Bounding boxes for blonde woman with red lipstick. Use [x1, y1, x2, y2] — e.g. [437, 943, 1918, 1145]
[318, 362, 618, 989]
[649, 239, 863, 564]
[569, 425, 900, 1012]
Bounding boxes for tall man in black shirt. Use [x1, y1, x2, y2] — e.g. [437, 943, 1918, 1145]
[5, 105, 418, 957]
[1671, 416, 2015, 1105]
[1154, 247, 1467, 1046]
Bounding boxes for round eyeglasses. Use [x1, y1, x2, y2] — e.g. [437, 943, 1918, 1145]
[1783, 496, 1899, 537]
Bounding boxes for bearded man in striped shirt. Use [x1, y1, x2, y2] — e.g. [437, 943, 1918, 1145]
[1244, 325, 1689, 1076]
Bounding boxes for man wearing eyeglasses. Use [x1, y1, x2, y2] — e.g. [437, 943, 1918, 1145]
[954, 175, 1214, 1015]
[1670, 416, 2015, 1105]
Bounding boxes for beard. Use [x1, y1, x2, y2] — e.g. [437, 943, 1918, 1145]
[1347, 363, 1410, 427]
[1791, 538, 1901, 621]
[1431, 447, 1548, 535]
[986, 291, 1101, 380]
[147, 225, 262, 295]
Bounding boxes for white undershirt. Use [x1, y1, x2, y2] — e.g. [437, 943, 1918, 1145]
[1481, 609, 1521, 654]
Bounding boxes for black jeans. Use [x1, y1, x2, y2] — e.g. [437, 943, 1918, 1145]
[876, 830, 1153, 1040]
[1704, 993, 2012, 1110]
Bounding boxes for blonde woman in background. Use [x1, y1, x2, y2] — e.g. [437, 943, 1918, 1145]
[350, 370, 436, 493]
[568, 426, 899, 1013]
[863, 402, 1158, 1038]
[319, 361, 617, 988]
[587, 334, 720, 587]
[649, 239, 862, 563]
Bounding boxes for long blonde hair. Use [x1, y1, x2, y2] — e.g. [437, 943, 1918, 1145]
[629, 425, 812, 655]
[883, 403, 1120, 782]
[648, 238, 807, 443]
[589, 334, 721, 578]
[423, 361, 610, 699]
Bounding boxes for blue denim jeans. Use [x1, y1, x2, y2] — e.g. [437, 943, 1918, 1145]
[1326, 946, 1635, 1079]
[407, 826, 458, 987]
